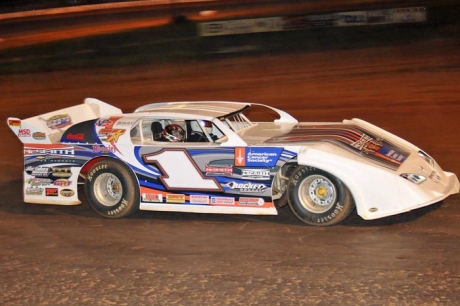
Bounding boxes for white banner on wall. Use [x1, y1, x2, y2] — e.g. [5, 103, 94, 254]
[197, 7, 427, 36]
[336, 11, 368, 27]
[389, 7, 427, 23]
[198, 17, 284, 37]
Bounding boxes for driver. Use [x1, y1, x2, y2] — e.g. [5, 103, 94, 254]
[161, 124, 186, 142]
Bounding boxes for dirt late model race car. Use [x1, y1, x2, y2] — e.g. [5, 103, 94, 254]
[7, 98, 459, 226]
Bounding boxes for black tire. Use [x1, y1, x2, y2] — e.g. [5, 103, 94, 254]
[287, 166, 355, 226]
[85, 159, 139, 218]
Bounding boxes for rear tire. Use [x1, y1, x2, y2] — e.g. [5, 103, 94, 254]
[85, 159, 139, 218]
[287, 166, 354, 226]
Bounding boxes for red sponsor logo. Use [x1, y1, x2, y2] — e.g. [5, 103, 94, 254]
[18, 129, 31, 137]
[65, 133, 85, 141]
[142, 193, 163, 203]
[205, 164, 233, 175]
[235, 147, 246, 167]
[8, 119, 21, 126]
[45, 188, 59, 196]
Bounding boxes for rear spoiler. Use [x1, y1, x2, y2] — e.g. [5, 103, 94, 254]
[7, 98, 122, 144]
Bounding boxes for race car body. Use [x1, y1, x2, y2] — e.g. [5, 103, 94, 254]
[7, 98, 459, 226]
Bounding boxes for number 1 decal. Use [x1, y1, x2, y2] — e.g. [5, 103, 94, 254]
[143, 149, 223, 191]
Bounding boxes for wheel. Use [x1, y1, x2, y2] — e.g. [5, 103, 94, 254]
[85, 159, 139, 218]
[287, 166, 355, 226]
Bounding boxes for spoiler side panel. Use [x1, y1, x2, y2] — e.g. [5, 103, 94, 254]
[7, 98, 122, 144]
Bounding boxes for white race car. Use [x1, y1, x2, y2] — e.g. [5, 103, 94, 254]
[7, 98, 459, 226]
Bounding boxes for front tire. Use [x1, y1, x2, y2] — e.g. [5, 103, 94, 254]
[85, 159, 139, 218]
[287, 166, 354, 226]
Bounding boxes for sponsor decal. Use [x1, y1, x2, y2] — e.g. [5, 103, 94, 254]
[429, 170, 441, 183]
[235, 147, 283, 167]
[267, 124, 409, 169]
[54, 178, 72, 186]
[205, 164, 233, 176]
[113, 120, 133, 127]
[351, 134, 381, 152]
[190, 195, 210, 205]
[26, 178, 53, 186]
[46, 114, 72, 130]
[18, 129, 31, 137]
[24, 146, 75, 157]
[92, 145, 115, 154]
[96, 118, 114, 127]
[31, 167, 51, 177]
[25, 187, 44, 196]
[96, 116, 123, 128]
[8, 119, 21, 126]
[238, 197, 265, 206]
[142, 193, 163, 203]
[98, 128, 125, 143]
[51, 167, 72, 178]
[379, 146, 407, 163]
[226, 181, 267, 193]
[60, 189, 75, 197]
[32, 132, 46, 140]
[211, 197, 235, 205]
[166, 194, 186, 203]
[241, 169, 271, 180]
[45, 188, 59, 197]
[65, 133, 85, 141]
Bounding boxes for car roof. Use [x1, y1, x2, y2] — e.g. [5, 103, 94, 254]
[134, 101, 250, 119]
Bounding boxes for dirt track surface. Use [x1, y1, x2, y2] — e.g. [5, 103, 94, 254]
[1, 35, 459, 304]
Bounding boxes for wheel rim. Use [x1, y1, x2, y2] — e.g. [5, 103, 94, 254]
[298, 174, 337, 213]
[93, 173, 122, 207]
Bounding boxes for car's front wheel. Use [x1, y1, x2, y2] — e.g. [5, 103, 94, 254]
[287, 166, 355, 226]
[85, 159, 139, 218]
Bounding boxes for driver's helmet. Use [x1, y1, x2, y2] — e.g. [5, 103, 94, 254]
[200, 120, 213, 134]
[162, 124, 185, 142]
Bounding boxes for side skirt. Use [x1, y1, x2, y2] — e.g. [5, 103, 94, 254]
[139, 202, 278, 215]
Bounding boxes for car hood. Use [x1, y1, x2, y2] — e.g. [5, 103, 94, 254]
[261, 119, 416, 170]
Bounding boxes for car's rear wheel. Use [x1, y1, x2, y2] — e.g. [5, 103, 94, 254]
[85, 159, 139, 218]
[287, 166, 354, 226]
